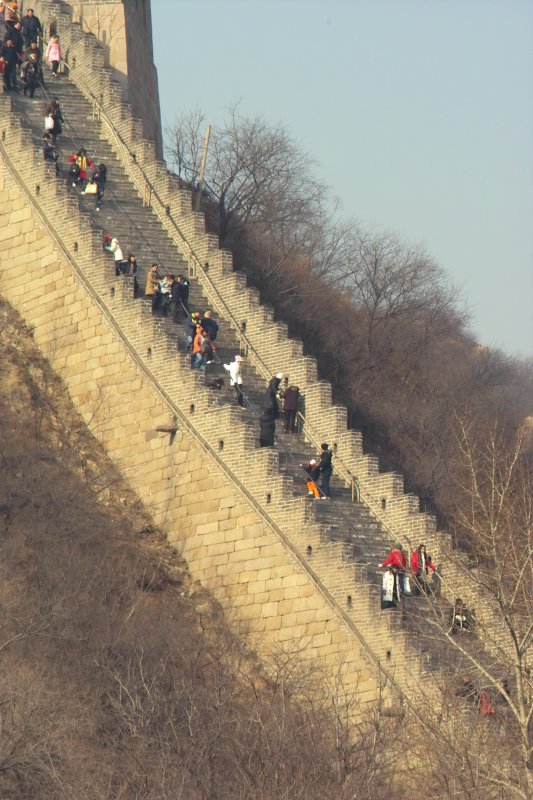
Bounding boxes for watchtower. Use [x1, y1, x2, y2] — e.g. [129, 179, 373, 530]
[69, 0, 163, 156]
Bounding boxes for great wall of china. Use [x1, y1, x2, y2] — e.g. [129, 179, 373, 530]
[0, 0, 506, 713]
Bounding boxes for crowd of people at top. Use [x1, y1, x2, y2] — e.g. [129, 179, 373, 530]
[0, 4, 62, 94]
[0, 5, 109, 209]
[1, 5, 45, 93]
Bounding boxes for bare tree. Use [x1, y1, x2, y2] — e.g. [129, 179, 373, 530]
[167, 103, 328, 243]
[398, 417, 532, 799]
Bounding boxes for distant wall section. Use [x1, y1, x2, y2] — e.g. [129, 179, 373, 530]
[68, 0, 163, 156]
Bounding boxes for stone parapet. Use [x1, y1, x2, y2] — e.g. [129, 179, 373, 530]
[0, 0, 511, 690]
[0, 92, 447, 709]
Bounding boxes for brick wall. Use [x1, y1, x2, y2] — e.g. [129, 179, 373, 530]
[31, 0, 509, 648]
[2, 107, 438, 710]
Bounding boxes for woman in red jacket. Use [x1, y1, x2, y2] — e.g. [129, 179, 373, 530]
[379, 544, 407, 607]
[411, 543, 436, 594]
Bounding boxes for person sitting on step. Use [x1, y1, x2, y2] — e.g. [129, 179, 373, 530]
[301, 459, 323, 499]
[449, 597, 476, 634]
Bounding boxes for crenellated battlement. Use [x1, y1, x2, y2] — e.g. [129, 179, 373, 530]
[0, 0, 509, 714]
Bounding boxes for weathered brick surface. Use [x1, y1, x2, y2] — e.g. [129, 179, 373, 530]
[0, 0, 511, 704]
[1, 154, 406, 707]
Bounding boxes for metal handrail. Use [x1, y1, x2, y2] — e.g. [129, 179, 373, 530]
[63, 63, 419, 541]
[52, 39, 472, 606]
[27, 62, 377, 559]
[0, 125, 433, 714]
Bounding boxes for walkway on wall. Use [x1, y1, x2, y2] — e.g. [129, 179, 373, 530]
[0, 59, 504, 709]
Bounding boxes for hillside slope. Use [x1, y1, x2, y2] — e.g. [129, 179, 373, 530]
[0, 298, 403, 800]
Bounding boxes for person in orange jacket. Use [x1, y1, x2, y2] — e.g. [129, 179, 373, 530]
[301, 459, 323, 499]
[192, 325, 210, 371]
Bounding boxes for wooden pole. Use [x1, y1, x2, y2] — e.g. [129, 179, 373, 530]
[195, 124, 212, 211]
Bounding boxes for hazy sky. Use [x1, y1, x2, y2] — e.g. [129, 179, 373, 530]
[152, 0, 532, 358]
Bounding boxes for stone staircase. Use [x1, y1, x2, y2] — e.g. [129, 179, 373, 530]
[0, 0, 511, 706]
[0, 72, 450, 705]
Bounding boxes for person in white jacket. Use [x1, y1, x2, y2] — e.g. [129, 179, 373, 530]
[224, 355, 245, 408]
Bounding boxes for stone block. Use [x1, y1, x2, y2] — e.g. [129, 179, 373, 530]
[261, 602, 278, 618]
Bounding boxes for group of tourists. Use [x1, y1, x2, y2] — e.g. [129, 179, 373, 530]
[1, 7, 100, 199]
[379, 542, 438, 607]
[1, 4, 62, 94]
[1, 5, 45, 93]
[378, 543, 478, 635]
[144, 265, 190, 320]
[456, 674, 510, 719]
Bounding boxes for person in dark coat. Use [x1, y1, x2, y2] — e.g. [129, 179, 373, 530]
[319, 442, 333, 498]
[91, 163, 107, 210]
[24, 39, 40, 63]
[169, 276, 180, 323]
[259, 374, 283, 447]
[176, 274, 189, 316]
[200, 310, 219, 342]
[259, 411, 276, 448]
[42, 132, 59, 173]
[264, 374, 282, 417]
[21, 50, 40, 96]
[125, 253, 140, 297]
[21, 8, 41, 46]
[1, 38, 19, 90]
[281, 384, 299, 432]
[45, 99, 64, 145]
[6, 21, 23, 58]
[183, 311, 200, 351]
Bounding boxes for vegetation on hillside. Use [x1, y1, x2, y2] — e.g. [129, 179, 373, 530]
[1, 270, 530, 796]
[167, 106, 533, 528]
[0, 299, 404, 799]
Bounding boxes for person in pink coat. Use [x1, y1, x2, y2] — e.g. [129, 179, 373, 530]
[45, 34, 61, 76]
